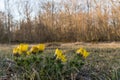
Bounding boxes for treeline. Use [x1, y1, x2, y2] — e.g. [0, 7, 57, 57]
[0, 0, 120, 43]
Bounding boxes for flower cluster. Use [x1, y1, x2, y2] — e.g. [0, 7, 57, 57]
[54, 49, 67, 62]
[13, 44, 28, 55]
[76, 48, 89, 58]
[13, 44, 89, 62]
[29, 44, 45, 54]
[13, 43, 45, 56]
[12, 44, 90, 79]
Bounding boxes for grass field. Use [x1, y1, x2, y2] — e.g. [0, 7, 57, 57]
[0, 42, 120, 80]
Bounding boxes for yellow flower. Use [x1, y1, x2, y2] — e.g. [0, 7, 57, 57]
[18, 44, 28, 52]
[13, 47, 22, 56]
[61, 55, 67, 62]
[56, 54, 62, 59]
[13, 47, 19, 54]
[12, 44, 29, 56]
[18, 50, 22, 55]
[82, 51, 89, 58]
[76, 48, 84, 55]
[55, 48, 62, 56]
[37, 44, 45, 51]
[76, 48, 89, 58]
[30, 46, 39, 53]
[26, 51, 31, 55]
[55, 49, 67, 62]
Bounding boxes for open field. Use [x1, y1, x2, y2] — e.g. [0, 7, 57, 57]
[0, 42, 120, 80]
[1, 0, 120, 79]
[1, 42, 120, 50]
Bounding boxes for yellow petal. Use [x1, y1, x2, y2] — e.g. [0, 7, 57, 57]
[37, 44, 45, 51]
[13, 48, 18, 54]
[76, 48, 90, 58]
[30, 46, 39, 53]
[61, 55, 67, 62]
[55, 49, 67, 62]
[55, 48, 62, 56]
[76, 48, 84, 55]
[18, 44, 28, 52]
[27, 51, 31, 55]
[83, 51, 90, 58]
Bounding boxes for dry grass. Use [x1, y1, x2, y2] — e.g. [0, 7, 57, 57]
[1, 42, 120, 50]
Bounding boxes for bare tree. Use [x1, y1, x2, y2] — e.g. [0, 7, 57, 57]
[4, 0, 13, 43]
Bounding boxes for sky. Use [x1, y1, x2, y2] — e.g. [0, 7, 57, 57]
[0, 0, 4, 11]
[0, 0, 61, 21]
[0, 0, 60, 11]
[0, 0, 116, 21]
[0, 0, 39, 20]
